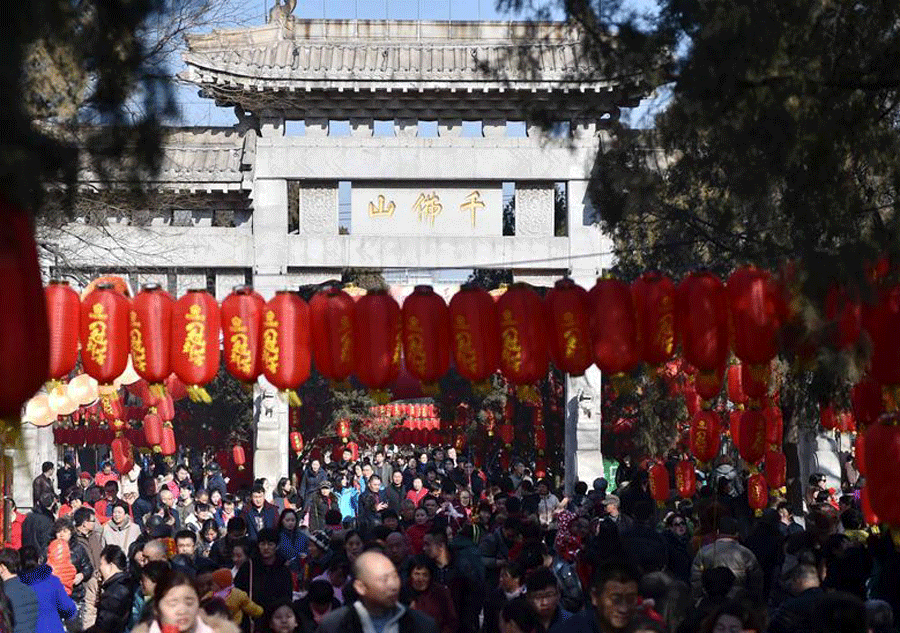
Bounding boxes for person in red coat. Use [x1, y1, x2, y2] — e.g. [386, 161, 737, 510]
[4, 498, 25, 550]
[403, 554, 458, 633]
[404, 507, 432, 556]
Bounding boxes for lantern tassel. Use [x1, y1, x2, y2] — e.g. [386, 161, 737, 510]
[473, 380, 493, 397]
[188, 385, 212, 404]
[421, 383, 440, 398]
[287, 390, 302, 408]
[149, 383, 167, 399]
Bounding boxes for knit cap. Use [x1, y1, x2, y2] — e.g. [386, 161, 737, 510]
[211, 568, 232, 589]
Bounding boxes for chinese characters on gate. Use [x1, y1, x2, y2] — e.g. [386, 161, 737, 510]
[369, 190, 486, 228]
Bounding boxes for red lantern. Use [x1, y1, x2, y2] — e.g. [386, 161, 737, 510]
[346, 441, 360, 461]
[232, 444, 246, 471]
[685, 388, 702, 418]
[171, 290, 220, 403]
[534, 458, 548, 480]
[220, 286, 264, 385]
[309, 286, 356, 382]
[676, 273, 728, 372]
[262, 291, 311, 406]
[534, 427, 547, 454]
[631, 273, 677, 366]
[45, 280, 79, 381]
[727, 365, 746, 406]
[852, 378, 884, 428]
[826, 286, 862, 349]
[764, 450, 786, 491]
[143, 412, 163, 452]
[402, 286, 451, 385]
[764, 404, 783, 449]
[689, 410, 722, 463]
[155, 392, 175, 422]
[864, 284, 900, 388]
[130, 283, 173, 392]
[159, 422, 178, 457]
[729, 410, 742, 440]
[353, 290, 402, 392]
[111, 436, 134, 474]
[675, 459, 696, 498]
[545, 278, 592, 376]
[864, 421, 900, 525]
[649, 463, 669, 506]
[747, 473, 768, 516]
[695, 364, 725, 401]
[496, 283, 550, 386]
[820, 404, 839, 431]
[855, 433, 867, 477]
[728, 266, 783, 367]
[80, 284, 131, 385]
[862, 486, 879, 526]
[337, 418, 351, 443]
[737, 409, 766, 466]
[677, 272, 730, 383]
[498, 422, 514, 447]
[741, 362, 769, 400]
[290, 431, 304, 457]
[0, 200, 49, 418]
[589, 278, 640, 376]
[448, 284, 501, 384]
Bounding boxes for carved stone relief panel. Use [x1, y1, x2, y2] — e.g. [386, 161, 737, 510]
[300, 184, 338, 236]
[515, 183, 554, 237]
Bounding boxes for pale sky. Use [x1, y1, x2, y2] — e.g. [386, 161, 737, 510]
[174, 0, 664, 127]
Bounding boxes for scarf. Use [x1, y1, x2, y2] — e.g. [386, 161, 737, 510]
[147, 616, 214, 633]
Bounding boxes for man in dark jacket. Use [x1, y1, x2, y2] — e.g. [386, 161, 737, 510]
[91, 544, 135, 633]
[768, 563, 824, 633]
[316, 551, 437, 633]
[32, 462, 55, 508]
[22, 492, 56, 558]
[234, 528, 292, 629]
[424, 527, 484, 633]
[358, 475, 387, 539]
[384, 470, 406, 514]
[620, 500, 668, 574]
[306, 480, 339, 532]
[549, 562, 640, 633]
[0, 547, 39, 633]
[242, 484, 279, 542]
[131, 478, 157, 528]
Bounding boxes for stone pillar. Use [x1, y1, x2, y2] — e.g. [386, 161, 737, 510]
[11, 425, 55, 509]
[799, 430, 842, 510]
[564, 367, 604, 494]
[253, 377, 290, 493]
[251, 176, 291, 486]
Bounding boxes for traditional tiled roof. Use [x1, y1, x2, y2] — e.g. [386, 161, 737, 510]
[78, 127, 254, 191]
[181, 20, 646, 114]
[156, 128, 253, 190]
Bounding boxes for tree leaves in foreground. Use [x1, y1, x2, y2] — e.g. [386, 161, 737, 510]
[1, 0, 222, 215]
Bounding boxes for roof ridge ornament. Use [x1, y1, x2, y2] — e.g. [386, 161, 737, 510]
[267, 0, 296, 25]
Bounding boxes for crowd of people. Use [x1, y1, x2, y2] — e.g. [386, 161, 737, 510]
[0, 443, 896, 633]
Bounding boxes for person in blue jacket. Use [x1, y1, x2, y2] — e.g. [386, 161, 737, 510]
[17, 545, 76, 633]
[0, 547, 38, 633]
